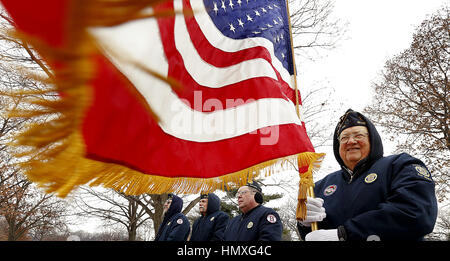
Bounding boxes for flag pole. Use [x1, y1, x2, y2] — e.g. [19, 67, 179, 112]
[285, 0, 318, 231]
[285, 0, 300, 118]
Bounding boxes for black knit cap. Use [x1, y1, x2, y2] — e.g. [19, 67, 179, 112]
[246, 181, 262, 193]
[200, 193, 208, 199]
[246, 181, 263, 204]
[336, 109, 367, 137]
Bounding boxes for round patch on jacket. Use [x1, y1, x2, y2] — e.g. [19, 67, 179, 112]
[177, 218, 183, 224]
[323, 185, 337, 196]
[414, 165, 432, 181]
[364, 173, 378, 183]
[267, 214, 277, 223]
[247, 222, 253, 229]
[367, 235, 381, 241]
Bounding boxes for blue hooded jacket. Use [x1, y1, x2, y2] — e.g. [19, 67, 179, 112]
[190, 193, 229, 241]
[224, 205, 282, 241]
[299, 109, 438, 240]
[154, 194, 190, 241]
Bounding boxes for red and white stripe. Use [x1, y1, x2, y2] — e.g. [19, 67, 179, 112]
[82, 0, 314, 178]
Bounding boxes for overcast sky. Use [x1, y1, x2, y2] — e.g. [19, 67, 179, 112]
[298, 0, 447, 112]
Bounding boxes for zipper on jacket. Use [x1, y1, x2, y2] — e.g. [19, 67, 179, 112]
[348, 174, 354, 184]
[344, 167, 354, 184]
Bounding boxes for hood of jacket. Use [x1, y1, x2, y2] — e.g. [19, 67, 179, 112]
[165, 194, 183, 220]
[206, 193, 220, 215]
[155, 194, 184, 241]
[333, 109, 384, 179]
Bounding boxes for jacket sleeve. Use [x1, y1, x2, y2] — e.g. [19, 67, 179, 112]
[297, 222, 312, 241]
[211, 212, 229, 241]
[343, 154, 438, 240]
[190, 218, 200, 241]
[258, 210, 283, 241]
[167, 216, 190, 241]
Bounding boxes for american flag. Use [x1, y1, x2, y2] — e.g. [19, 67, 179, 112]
[204, 0, 294, 75]
[1, 0, 319, 195]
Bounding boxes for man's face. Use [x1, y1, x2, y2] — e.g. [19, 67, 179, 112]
[163, 199, 172, 214]
[339, 126, 371, 171]
[199, 198, 208, 215]
[236, 186, 256, 213]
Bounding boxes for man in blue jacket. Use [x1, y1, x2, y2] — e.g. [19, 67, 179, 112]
[155, 194, 190, 241]
[190, 193, 229, 241]
[298, 109, 438, 241]
[224, 181, 282, 241]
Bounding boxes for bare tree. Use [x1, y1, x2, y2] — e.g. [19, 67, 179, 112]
[363, 6, 449, 201]
[289, 0, 348, 59]
[0, 178, 68, 241]
[276, 195, 301, 240]
[436, 209, 450, 241]
[426, 204, 450, 241]
[301, 86, 342, 149]
[289, 0, 347, 150]
[124, 193, 200, 239]
[0, 10, 71, 242]
[69, 228, 129, 241]
[74, 186, 151, 241]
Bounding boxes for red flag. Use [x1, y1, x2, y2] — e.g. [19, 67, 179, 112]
[1, 0, 324, 197]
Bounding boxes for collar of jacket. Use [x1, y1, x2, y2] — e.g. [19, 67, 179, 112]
[341, 157, 372, 183]
[241, 204, 261, 219]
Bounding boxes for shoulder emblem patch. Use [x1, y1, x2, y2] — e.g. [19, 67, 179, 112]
[324, 185, 337, 196]
[247, 221, 253, 229]
[267, 214, 277, 224]
[177, 218, 183, 225]
[414, 164, 432, 181]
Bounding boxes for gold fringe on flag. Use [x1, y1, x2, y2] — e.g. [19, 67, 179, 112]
[296, 152, 325, 221]
[2, 0, 325, 198]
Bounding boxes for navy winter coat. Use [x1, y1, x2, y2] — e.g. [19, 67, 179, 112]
[190, 193, 229, 241]
[155, 194, 190, 241]
[299, 111, 438, 241]
[224, 205, 282, 241]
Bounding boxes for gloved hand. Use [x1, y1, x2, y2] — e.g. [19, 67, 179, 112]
[298, 197, 326, 227]
[305, 229, 339, 241]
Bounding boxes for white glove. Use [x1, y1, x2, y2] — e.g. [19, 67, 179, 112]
[305, 229, 339, 241]
[299, 197, 326, 226]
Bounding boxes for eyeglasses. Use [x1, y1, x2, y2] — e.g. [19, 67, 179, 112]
[339, 133, 369, 144]
[236, 190, 251, 196]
